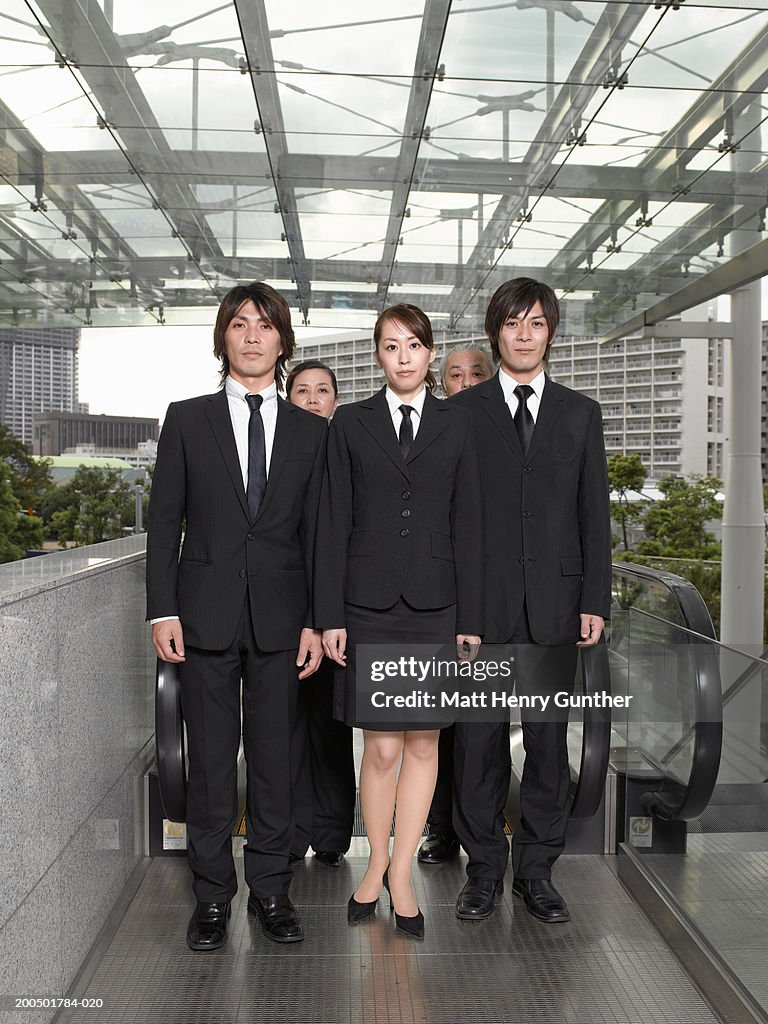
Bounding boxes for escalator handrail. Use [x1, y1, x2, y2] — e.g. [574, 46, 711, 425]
[155, 659, 187, 822]
[632, 612, 722, 821]
[612, 560, 717, 640]
[570, 639, 612, 820]
[611, 559, 723, 822]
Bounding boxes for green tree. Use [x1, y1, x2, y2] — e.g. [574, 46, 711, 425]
[49, 466, 133, 546]
[0, 463, 43, 563]
[0, 425, 52, 513]
[637, 475, 722, 559]
[607, 453, 647, 551]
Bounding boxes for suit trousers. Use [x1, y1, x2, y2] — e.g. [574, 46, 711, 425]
[179, 600, 300, 902]
[453, 608, 578, 880]
[426, 725, 456, 835]
[292, 660, 356, 857]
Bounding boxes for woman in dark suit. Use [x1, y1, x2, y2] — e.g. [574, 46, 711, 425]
[316, 304, 483, 939]
[286, 361, 356, 867]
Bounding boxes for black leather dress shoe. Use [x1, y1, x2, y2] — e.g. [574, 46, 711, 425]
[417, 832, 460, 864]
[511, 878, 570, 923]
[455, 878, 504, 920]
[248, 893, 305, 943]
[186, 902, 231, 951]
[314, 850, 344, 867]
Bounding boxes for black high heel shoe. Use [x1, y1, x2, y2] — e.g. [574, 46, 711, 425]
[384, 869, 425, 939]
[347, 891, 377, 925]
[348, 868, 389, 925]
[395, 908, 425, 940]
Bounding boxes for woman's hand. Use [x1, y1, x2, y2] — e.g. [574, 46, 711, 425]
[322, 628, 348, 666]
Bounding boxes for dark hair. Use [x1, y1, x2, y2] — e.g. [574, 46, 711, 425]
[485, 278, 559, 366]
[213, 282, 295, 388]
[373, 303, 437, 393]
[285, 359, 339, 399]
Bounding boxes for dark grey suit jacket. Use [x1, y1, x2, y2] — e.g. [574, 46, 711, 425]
[146, 388, 326, 652]
[452, 374, 611, 645]
[314, 387, 484, 636]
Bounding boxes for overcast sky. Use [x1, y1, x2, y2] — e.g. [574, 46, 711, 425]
[79, 278, 768, 424]
[78, 324, 340, 423]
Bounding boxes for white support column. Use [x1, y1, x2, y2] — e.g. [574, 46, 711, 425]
[720, 94, 765, 652]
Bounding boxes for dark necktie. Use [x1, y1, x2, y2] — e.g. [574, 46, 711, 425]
[245, 393, 267, 520]
[398, 405, 414, 460]
[513, 384, 535, 455]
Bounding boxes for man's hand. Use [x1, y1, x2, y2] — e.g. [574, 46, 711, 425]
[322, 628, 347, 667]
[297, 628, 323, 679]
[456, 634, 482, 662]
[577, 614, 605, 646]
[152, 619, 186, 662]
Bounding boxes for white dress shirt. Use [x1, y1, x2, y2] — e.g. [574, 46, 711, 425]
[384, 385, 427, 441]
[225, 375, 278, 483]
[497, 367, 546, 423]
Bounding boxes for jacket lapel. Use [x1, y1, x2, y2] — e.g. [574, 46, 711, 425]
[526, 376, 563, 461]
[205, 389, 250, 519]
[479, 376, 524, 463]
[406, 390, 450, 464]
[254, 396, 298, 521]
[358, 386, 410, 480]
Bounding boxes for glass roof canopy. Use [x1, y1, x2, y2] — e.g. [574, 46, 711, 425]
[0, 0, 767, 337]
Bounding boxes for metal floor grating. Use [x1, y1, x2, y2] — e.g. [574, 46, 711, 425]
[53, 844, 720, 1024]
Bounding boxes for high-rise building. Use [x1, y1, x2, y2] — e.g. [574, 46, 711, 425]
[0, 328, 80, 448]
[297, 330, 487, 404]
[32, 411, 159, 457]
[549, 329, 727, 483]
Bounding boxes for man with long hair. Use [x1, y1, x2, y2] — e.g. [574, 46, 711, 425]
[147, 282, 326, 949]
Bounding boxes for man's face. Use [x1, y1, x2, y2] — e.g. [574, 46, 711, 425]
[223, 299, 284, 389]
[496, 300, 551, 383]
[443, 350, 491, 396]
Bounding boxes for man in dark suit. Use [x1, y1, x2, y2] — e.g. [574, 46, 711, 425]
[146, 282, 327, 949]
[451, 278, 611, 924]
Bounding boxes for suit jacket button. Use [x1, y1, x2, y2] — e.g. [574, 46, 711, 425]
[239, 569, 247, 578]
[523, 466, 532, 473]
[401, 509, 411, 518]
[401, 491, 411, 500]
[400, 529, 409, 537]
[523, 512, 532, 518]
[518, 557, 525, 564]
[247, 533, 255, 540]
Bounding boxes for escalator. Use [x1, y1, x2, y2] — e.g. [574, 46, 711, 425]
[57, 562, 750, 1024]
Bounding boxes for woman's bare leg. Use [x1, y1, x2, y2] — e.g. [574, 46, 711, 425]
[354, 730, 403, 902]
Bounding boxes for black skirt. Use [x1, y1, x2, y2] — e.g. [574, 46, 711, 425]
[333, 597, 457, 731]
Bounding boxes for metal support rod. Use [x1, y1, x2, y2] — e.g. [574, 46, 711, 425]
[457, 218, 464, 286]
[232, 184, 238, 258]
[546, 8, 555, 111]
[192, 57, 199, 152]
[502, 108, 509, 162]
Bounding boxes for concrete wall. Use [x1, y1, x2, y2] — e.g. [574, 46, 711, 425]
[0, 536, 153, 1022]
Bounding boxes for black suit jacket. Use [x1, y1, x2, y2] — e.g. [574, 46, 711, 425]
[452, 374, 611, 645]
[146, 388, 327, 652]
[314, 387, 483, 635]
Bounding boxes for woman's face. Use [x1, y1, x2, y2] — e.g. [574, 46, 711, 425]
[374, 318, 435, 398]
[288, 368, 338, 419]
